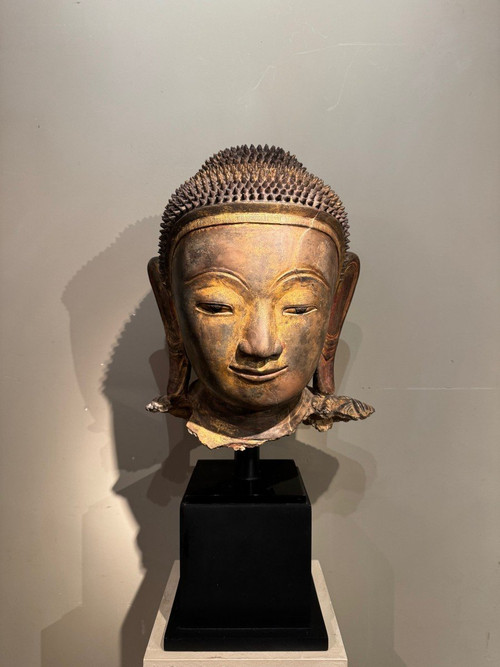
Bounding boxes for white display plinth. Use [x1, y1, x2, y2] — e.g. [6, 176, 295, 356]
[143, 560, 347, 666]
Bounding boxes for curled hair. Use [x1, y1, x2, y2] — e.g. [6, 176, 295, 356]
[159, 144, 350, 281]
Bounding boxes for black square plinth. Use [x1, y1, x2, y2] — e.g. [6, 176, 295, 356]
[164, 459, 328, 651]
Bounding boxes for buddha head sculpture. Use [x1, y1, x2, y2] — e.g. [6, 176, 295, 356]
[146, 145, 373, 450]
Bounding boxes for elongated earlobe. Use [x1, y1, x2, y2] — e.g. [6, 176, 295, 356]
[147, 257, 191, 415]
[314, 252, 360, 395]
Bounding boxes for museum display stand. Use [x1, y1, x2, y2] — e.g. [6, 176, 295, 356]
[143, 449, 347, 665]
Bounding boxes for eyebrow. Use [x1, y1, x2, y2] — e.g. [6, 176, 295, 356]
[272, 268, 331, 290]
[184, 268, 249, 290]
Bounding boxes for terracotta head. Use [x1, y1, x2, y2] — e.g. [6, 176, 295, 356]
[147, 145, 373, 450]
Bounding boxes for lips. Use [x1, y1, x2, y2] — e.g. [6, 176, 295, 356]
[229, 365, 288, 383]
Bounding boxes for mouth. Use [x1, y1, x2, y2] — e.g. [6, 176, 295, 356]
[229, 365, 288, 383]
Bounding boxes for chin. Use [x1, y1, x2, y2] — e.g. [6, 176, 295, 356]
[223, 384, 304, 412]
[227, 396, 297, 412]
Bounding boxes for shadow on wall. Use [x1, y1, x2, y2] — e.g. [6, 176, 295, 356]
[41, 215, 404, 667]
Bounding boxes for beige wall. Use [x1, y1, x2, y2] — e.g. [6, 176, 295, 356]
[1, 1, 499, 666]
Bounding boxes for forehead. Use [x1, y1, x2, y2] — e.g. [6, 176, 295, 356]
[172, 223, 339, 287]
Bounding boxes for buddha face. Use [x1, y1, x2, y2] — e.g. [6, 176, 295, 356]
[171, 223, 339, 412]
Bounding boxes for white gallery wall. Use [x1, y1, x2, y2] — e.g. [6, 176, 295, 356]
[1, 2, 499, 666]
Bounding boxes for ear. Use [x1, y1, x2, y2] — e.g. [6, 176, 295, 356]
[147, 257, 191, 408]
[314, 252, 360, 395]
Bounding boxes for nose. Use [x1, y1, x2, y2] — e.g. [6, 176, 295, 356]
[237, 303, 283, 361]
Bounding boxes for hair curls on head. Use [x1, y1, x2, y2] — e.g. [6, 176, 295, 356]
[158, 144, 350, 282]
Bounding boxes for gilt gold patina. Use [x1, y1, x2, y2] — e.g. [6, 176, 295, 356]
[147, 145, 373, 450]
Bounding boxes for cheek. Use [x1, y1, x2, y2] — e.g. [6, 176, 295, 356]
[280, 313, 327, 368]
[182, 309, 238, 366]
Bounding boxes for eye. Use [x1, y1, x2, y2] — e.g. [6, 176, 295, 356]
[196, 302, 233, 315]
[283, 305, 317, 315]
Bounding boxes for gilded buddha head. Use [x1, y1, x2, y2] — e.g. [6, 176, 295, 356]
[147, 145, 373, 450]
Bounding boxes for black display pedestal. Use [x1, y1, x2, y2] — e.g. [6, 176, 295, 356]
[164, 449, 328, 651]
